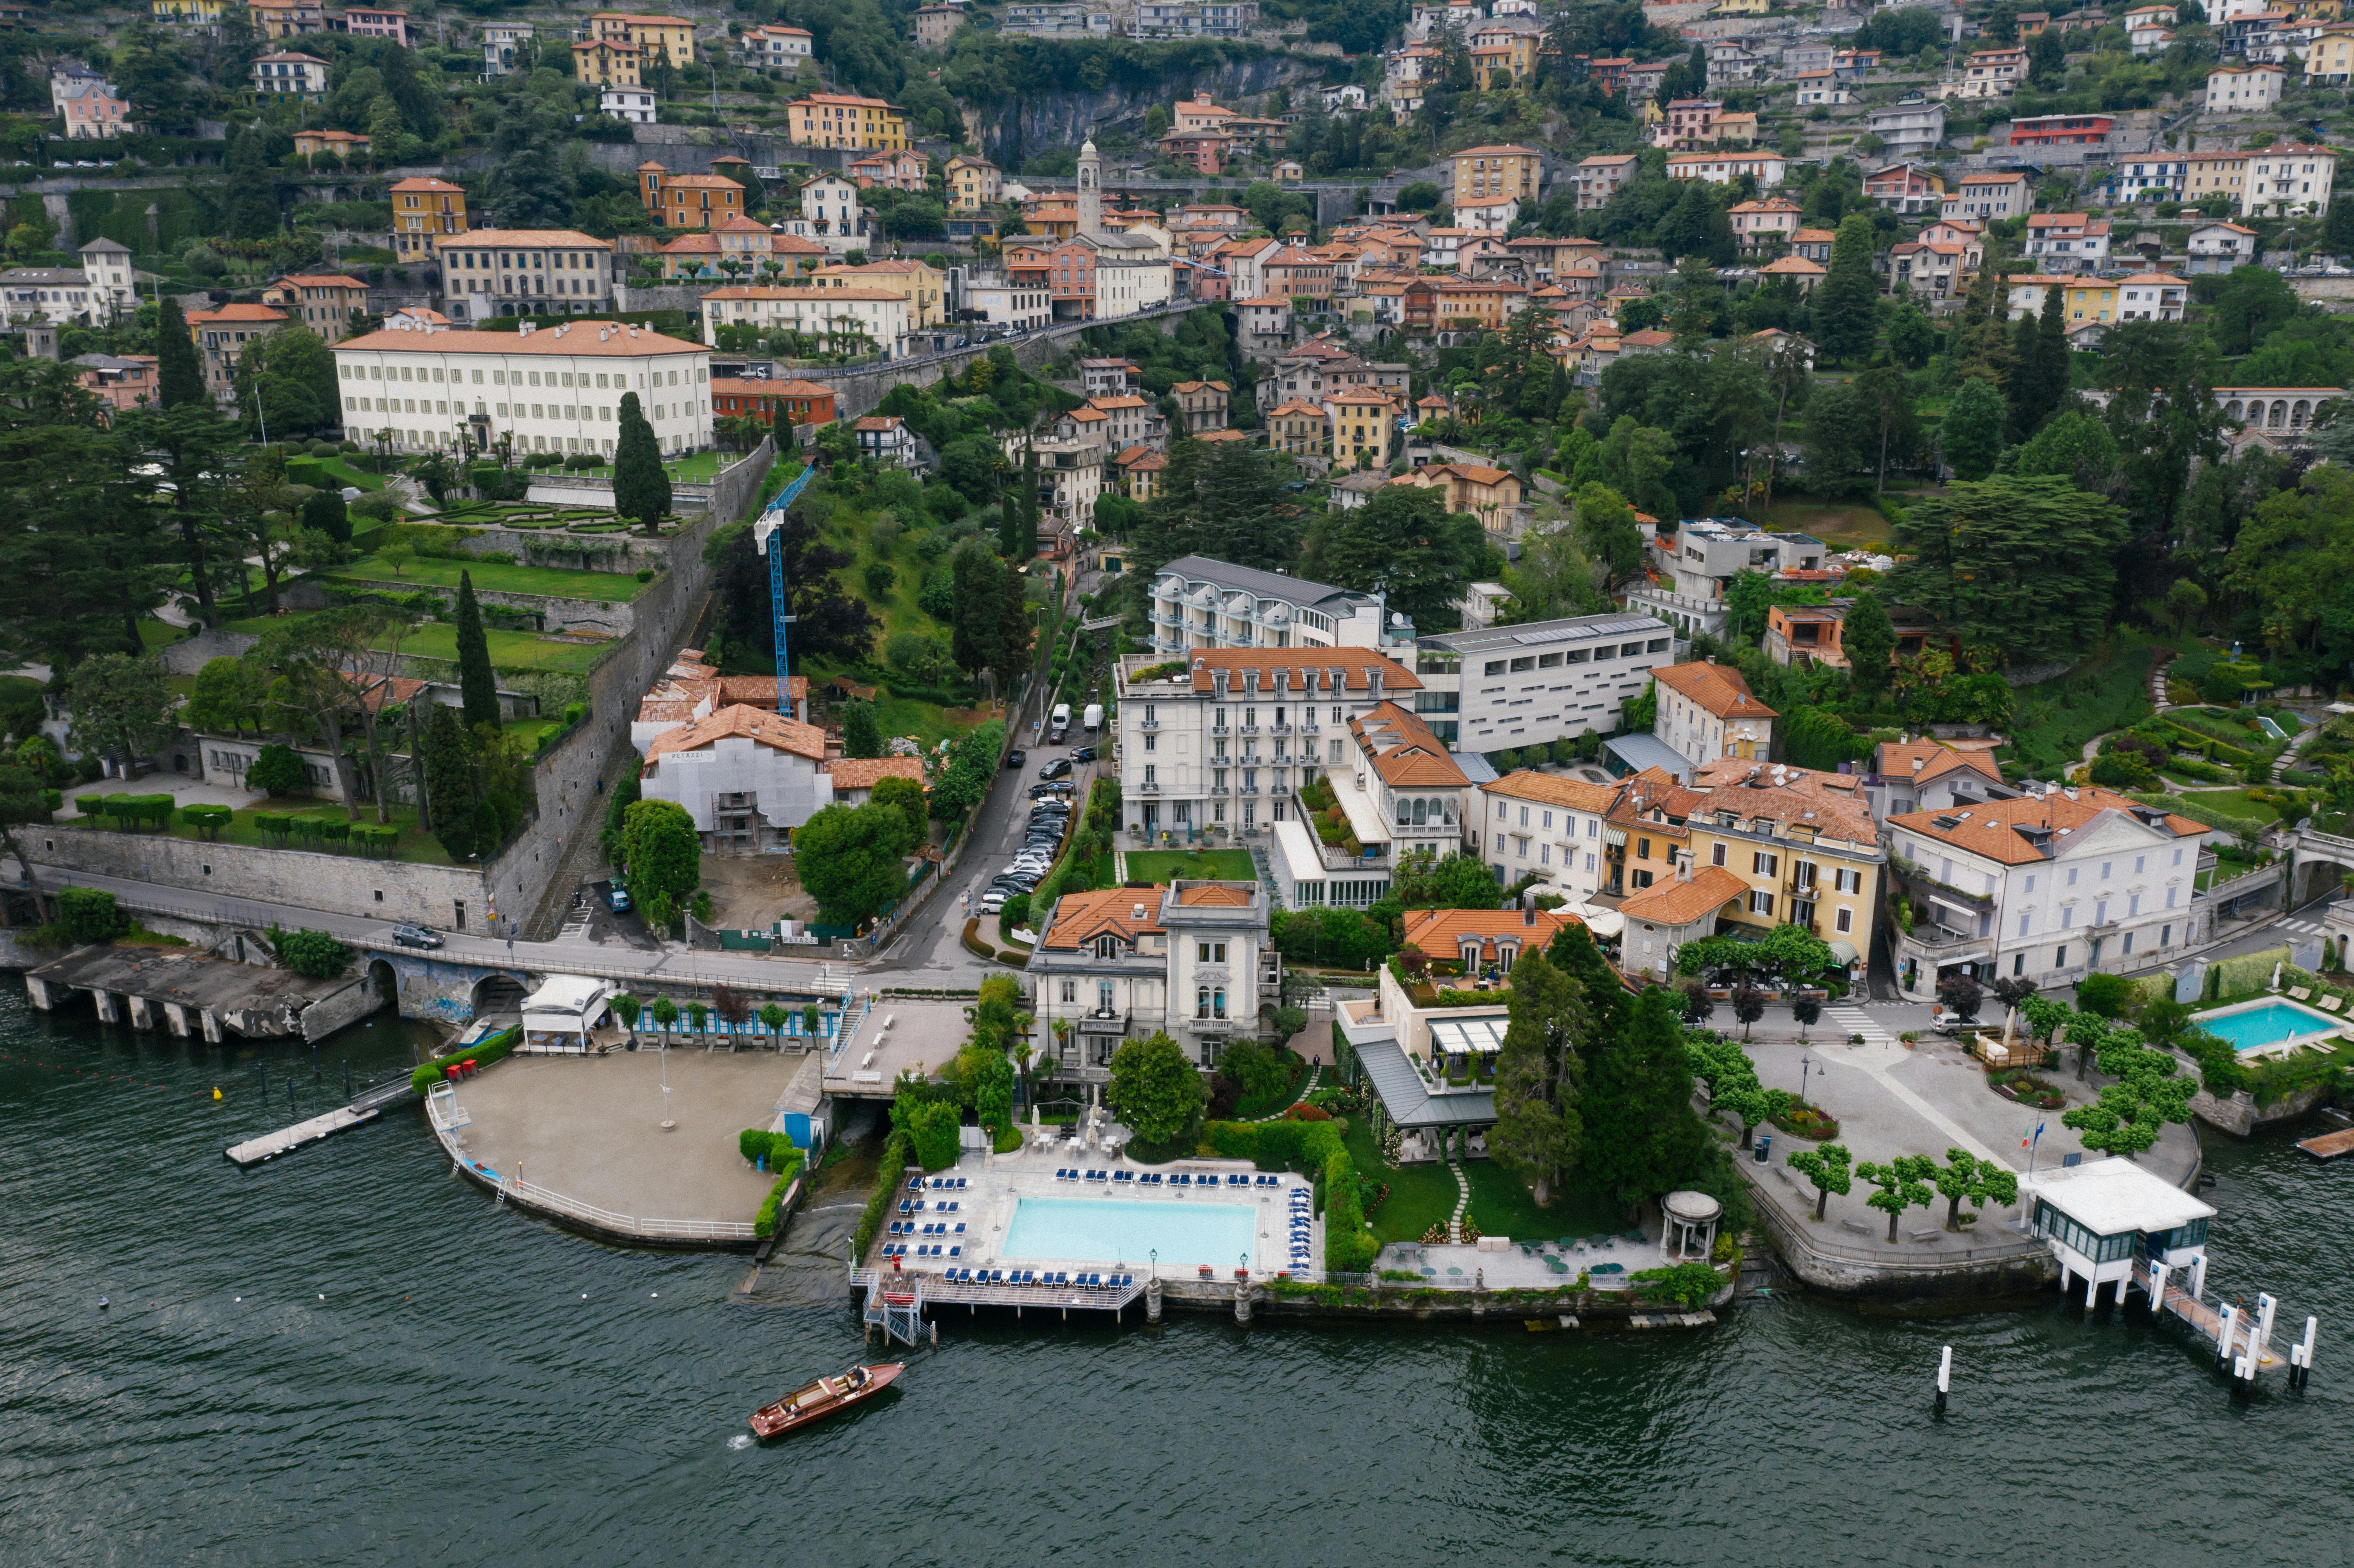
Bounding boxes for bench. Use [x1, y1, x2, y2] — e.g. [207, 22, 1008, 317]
[1908, 1228, 1943, 1244]
[1840, 1218, 1872, 1235]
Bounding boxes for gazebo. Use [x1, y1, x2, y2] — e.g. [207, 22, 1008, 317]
[1661, 1189, 1722, 1263]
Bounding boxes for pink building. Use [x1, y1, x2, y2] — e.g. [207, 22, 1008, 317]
[72, 353, 159, 420]
[339, 6, 410, 45]
[57, 78, 134, 139]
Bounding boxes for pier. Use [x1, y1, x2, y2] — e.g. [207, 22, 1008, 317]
[27, 946, 378, 1044]
[224, 1078, 415, 1169]
[2296, 1126, 2354, 1160]
[853, 1266, 1148, 1322]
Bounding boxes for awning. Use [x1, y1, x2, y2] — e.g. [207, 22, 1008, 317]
[1354, 1038, 1497, 1129]
[1581, 908, 1626, 939]
[1828, 938, 1860, 964]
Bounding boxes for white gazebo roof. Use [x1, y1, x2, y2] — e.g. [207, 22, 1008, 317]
[520, 974, 608, 1018]
[2028, 1157, 2214, 1236]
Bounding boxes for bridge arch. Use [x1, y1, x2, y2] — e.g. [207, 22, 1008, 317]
[470, 972, 528, 1019]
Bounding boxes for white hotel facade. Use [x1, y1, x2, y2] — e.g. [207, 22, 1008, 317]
[330, 318, 713, 457]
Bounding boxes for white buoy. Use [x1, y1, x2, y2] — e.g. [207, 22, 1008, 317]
[1935, 1345, 1952, 1412]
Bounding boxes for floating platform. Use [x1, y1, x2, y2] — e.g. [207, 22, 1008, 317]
[225, 1079, 414, 1169]
[2297, 1126, 2354, 1160]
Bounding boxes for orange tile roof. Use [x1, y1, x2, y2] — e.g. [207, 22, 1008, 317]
[1651, 661, 1776, 721]
[431, 228, 612, 249]
[1175, 884, 1253, 906]
[825, 756, 926, 791]
[1888, 788, 2205, 866]
[1169, 647, 1419, 696]
[713, 674, 811, 707]
[1482, 769, 1621, 814]
[645, 703, 827, 765]
[389, 177, 463, 193]
[1690, 758, 1879, 846]
[1041, 886, 1166, 949]
[1874, 740, 2004, 790]
[1350, 703, 1469, 788]
[189, 304, 288, 325]
[1399, 907, 1583, 961]
[1619, 864, 1750, 927]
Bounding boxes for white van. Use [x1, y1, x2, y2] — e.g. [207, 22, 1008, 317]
[1083, 703, 1104, 732]
[1051, 703, 1071, 728]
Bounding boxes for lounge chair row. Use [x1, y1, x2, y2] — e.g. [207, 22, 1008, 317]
[881, 1242, 962, 1258]
[923, 1176, 970, 1189]
[897, 1198, 962, 1214]
[888, 1220, 968, 1237]
[943, 1268, 1136, 1289]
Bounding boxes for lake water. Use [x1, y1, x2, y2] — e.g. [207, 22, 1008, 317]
[6, 978, 2352, 1566]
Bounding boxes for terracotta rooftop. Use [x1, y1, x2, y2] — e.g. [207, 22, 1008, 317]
[1155, 647, 1419, 696]
[1041, 886, 1166, 949]
[1175, 884, 1254, 906]
[1350, 703, 1470, 788]
[824, 756, 926, 791]
[1481, 768, 1621, 815]
[1399, 907, 1582, 963]
[1888, 788, 2205, 866]
[1651, 661, 1777, 721]
[644, 703, 827, 765]
[1690, 758, 1879, 847]
[1619, 864, 1750, 927]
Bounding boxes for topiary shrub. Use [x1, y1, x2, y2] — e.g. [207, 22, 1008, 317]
[246, 744, 308, 798]
[271, 924, 353, 977]
[56, 886, 131, 944]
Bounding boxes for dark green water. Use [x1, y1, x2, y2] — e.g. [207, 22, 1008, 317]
[5, 977, 2350, 1567]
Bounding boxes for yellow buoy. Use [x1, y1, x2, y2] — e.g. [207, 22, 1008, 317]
[212, 1087, 222, 1101]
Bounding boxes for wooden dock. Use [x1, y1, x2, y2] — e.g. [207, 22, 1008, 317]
[2297, 1126, 2354, 1160]
[2133, 1262, 2285, 1375]
[853, 1266, 1148, 1317]
[224, 1080, 414, 1170]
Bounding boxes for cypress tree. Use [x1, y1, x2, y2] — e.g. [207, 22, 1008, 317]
[1000, 442, 1036, 559]
[611, 391, 670, 534]
[155, 296, 206, 410]
[454, 570, 501, 734]
[1579, 987, 1711, 1210]
[1814, 213, 1881, 366]
[1841, 588, 1896, 694]
[421, 703, 483, 860]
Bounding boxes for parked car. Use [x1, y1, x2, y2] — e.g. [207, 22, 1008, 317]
[392, 924, 444, 949]
[1006, 748, 1027, 768]
[1071, 746, 1097, 764]
[607, 883, 632, 914]
[1039, 759, 1074, 781]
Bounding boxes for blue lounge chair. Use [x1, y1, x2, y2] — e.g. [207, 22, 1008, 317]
[990, 1270, 1005, 1284]
[950, 1246, 961, 1257]
[954, 1222, 966, 1233]
[956, 1177, 968, 1188]
[1089, 1273, 1103, 1287]
[897, 1201, 911, 1215]
[907, 1176, 922, 1190]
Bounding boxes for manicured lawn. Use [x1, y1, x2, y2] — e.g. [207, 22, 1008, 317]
[1341, 1112, 1622, 1244]
[221, 616, 611, 675]
[1126, 848, 1256, 882]
[2179, 788, 2283, 823]
[318, 457, 388, 492]
[137, 617, 188, 650]
[67, 799, 455, 866]
[1765, 497, 1894, 549]
[331, 552, 648, 604]
[2000, 633, 2157, 781]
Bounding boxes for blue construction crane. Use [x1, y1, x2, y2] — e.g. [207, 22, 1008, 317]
[753, 464, 817, 716]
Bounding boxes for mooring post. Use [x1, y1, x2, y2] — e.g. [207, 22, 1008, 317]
[2217, 1304, 2239, 1372]
[1233, 1282, 1251, 1325]
[1146, 1275, 1162, 1324]
[1935, 1345, 1951, 1413]
[2293, 1316, 2319, 1388]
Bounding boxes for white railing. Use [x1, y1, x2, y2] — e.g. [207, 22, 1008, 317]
[501, 1174, 756, 1243]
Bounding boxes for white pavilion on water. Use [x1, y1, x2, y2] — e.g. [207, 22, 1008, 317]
[2027, 1156, 2213, 1309]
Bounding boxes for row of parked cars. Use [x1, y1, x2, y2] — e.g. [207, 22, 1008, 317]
[978, 783, 1074, 916]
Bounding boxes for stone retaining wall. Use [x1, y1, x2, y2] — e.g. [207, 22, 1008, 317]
[1741, 1157, 2059, 1301]
[25, 826, 486, 931]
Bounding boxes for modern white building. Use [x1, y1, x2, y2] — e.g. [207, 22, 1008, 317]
[601, 86, 658, 123]
[2027, 1155, 2214, 1311]
[1626, 518, 1831, 638]
[2207, 63, 2286, 112]
[1114, 646, 1420, 847]
[331, 316, 713, 458]
[1884, 783, 2211, 1000]
[1028, 881, 1277, 1075]
[962, 277, 1052, 330]
[1147, 555, 1420, 660]
[1407, 611, 1675, 755]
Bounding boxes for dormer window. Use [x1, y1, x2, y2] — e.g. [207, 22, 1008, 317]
[1094, 935, 1123, 959]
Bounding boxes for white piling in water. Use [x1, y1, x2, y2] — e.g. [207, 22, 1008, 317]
[2257, 1292, 2279, 1360]
[2217, 1304, 2240, 1373]
[1935, 1345, 1951, 1413]
[2292, 1317, 2319, 1388]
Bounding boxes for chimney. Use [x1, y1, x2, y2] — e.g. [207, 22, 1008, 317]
[1132, 903, 1146, 920]
[518, 321, 535, 337]
[1678, 853, 1693, 882]
[1523, 906, 1536, 926]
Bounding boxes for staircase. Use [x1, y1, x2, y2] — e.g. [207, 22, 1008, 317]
[1445, 1154, 1470, 1245]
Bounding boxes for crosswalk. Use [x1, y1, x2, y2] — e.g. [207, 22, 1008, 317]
[2274, 918, 2328, 936]
[1827, 1006, 1896, 1046]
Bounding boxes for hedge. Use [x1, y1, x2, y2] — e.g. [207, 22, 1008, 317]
[1200, 1119, 1380, 1273]
[2203, 944, 2293, 1005]
[409, 1026, 521, 1095]
[743, 1131, 808, 1239]
[851, 1130, 912, 1260]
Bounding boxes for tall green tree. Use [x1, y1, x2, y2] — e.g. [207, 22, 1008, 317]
[65, 654, 175, 778]
[948, 538, 1006, 676]
[1888, 475, 2129, 661]
[1814, 213, 1881, 364]
[154, 296, 206, 411]
[793, 801, 919, 924]
[1000, 442, 1037, 559]
[2004, 284, 2070, 443]
[1938, 377, 2007, 480]
[1840, 588, 1896, 694]
[1105, 1030, 1208, 1153]
[611, 391, 670, 534]
[221, 131, 279, 240]
[620, 797, 700, 930]
[1579, 987, 1709, 1207]
[453, 570, 501, 734]
[841, 700, 883, 759]
[1303, 484, 1493, 633]
[1856, 1154, 1937, 1241]
[1489, 950, 1590, 1205]
[420, 703, 483, 859]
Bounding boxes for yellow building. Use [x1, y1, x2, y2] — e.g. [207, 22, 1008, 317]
[640, 162, 747, 229]
[1265, 399, 1328, 460]
[1453, 143, 1544, 205]
[2064, 279, 2120, 323]
[1679, 759, 1881, 955]
[1714, 0, 1772, 13]
[151, 0, 225, 19]
[787, 93, 909, 151]
[945, 154, 1002, 213]
[389, 176, 467, 264]
[1471, 41, 1532, 92]
[571, 38, 640, 87]
[2309, 24, 2354, 84]
[588, 11, 697, 65]
[811, 258, 945, 328]
[1326, 390, 1398, 473]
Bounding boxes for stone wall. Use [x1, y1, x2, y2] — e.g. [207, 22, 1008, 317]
[1740, 1159, 2060, 1301]
[332, 576, 642, 641]
[25, 825, 487, 931]
[483, 438, 778, 938]
[795, 307, 1193, 420]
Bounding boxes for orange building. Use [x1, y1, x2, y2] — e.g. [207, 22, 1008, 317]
[639, 162, 746, 229]
[711, 376, 837, 427]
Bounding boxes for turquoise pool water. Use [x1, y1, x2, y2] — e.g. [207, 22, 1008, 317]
[1001, 1196, 1258, 1267]
[2195, 999, 2342, 1054]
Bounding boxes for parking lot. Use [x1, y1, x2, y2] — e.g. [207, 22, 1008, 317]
[975, 717, 1104, 924]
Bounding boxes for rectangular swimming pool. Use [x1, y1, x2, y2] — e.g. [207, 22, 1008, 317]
[2192, 998, 2345, 1056]
[1001, 1196, 1257, 1268]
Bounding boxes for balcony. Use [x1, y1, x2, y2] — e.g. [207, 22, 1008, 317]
[1270, 720, 1291, 734]
[1209, 782, 1231, 796]
[1272, 782, 1291, 796]
[1074, 1009, 1131, 1036]
[1135, 779, 1161, 793]
[1211, 723, 1230, 735]
[1302, 719, 1319, 733]
[1240, 784, 1260, 796]
[1138, 717, 1159, 730]
[1240, 722, 1260, 734]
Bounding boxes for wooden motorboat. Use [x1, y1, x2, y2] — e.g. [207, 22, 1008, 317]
[748, 1362, 903, 1438]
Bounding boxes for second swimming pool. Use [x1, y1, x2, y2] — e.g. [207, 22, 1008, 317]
[1001, 1196, 1258, 1268]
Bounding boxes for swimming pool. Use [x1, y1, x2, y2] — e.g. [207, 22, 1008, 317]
[2191, 998, 2346, 1056]
[1001, 1196, 1258, 1268]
